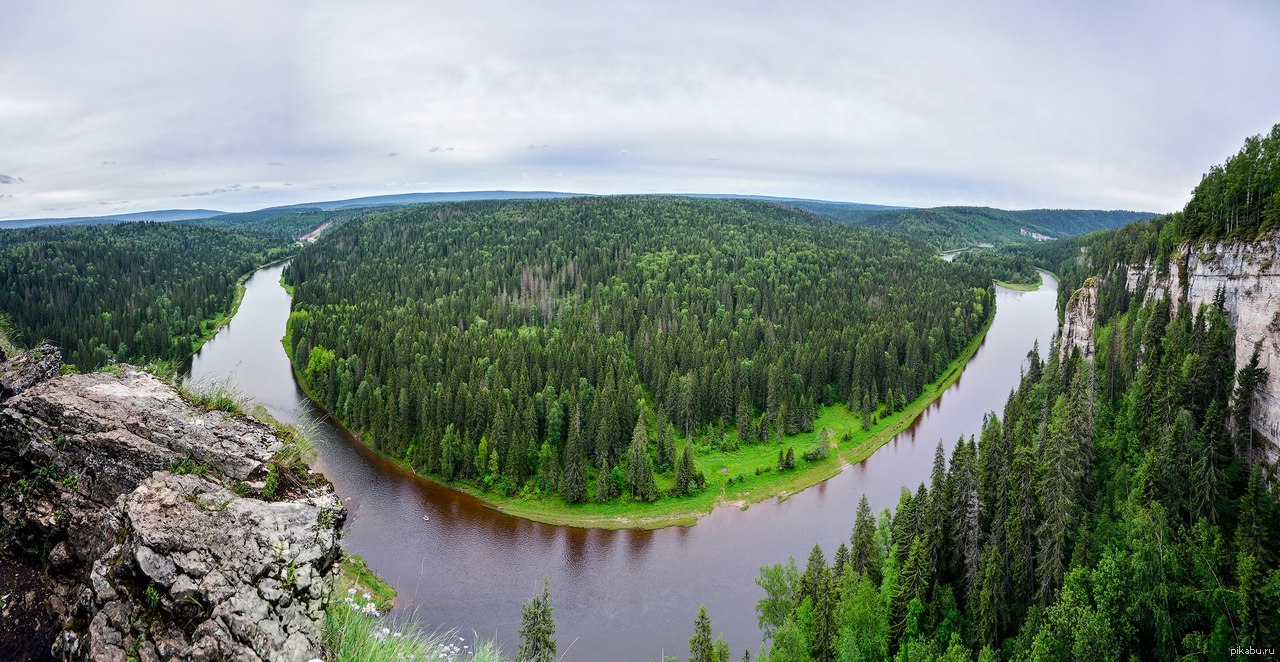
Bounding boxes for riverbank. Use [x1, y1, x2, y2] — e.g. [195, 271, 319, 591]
[283, 288, 998, 530]
[994, 275, 1042, 291]
[189, 254, 295, 356]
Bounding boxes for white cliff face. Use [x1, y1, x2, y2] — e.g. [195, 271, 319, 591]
[1182, 237, 1280, 460]
[1120, 235, 1280, 461]
[1060, 277, 1099, 361]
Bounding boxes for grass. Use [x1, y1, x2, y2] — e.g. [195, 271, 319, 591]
[994, 274, 1042, 291]
[177, 377, 245, 414]
[324, 597, 504, 662]
[337, 553, 397, 612]
[326, 555, 504, 661]
[334, 303, 999, 530]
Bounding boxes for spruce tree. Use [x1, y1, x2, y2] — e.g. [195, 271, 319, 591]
[561, 406, 587, 503]
[850, 494, 880, 585]
[517, 577, 557, 662]
[690, 605, 714, 662]
[674, 446, 691, 496]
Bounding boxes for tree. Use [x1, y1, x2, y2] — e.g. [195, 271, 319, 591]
[626, 410, 659, 501]
[1231, 343, 1265, 462]
[849, 494, 881, 585]
[690, 605, 714, 662]
[517, 577, 557, 662]
[755, 558, 800, 638]
[561, 406, 588, 503]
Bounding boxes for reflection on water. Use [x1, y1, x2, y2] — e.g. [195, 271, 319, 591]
[187, 263, 1059, 660]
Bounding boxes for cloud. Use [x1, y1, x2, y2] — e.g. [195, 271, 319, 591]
[1, 1, 1278, 219]
[0, 175, 24, 184]
[175, 184, 243, 198]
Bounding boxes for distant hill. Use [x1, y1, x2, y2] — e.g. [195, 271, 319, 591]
[809, 205, 1158, 250]
[0, 192, 585, 230]
[0, 209, 224, 229]
[271, 190, 589, 211]
[0, 191, 1154, 248]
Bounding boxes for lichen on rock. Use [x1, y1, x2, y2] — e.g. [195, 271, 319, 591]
[0, 348, 344, 660]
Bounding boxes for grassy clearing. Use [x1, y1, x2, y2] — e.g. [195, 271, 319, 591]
[994, 275, 1042, 291]
[411, 305, 996, 530]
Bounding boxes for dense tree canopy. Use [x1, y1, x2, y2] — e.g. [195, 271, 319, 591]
[1182, 123, 1280, 242]
[744, 287, 1278, 660]
[284, 196, 992, 503]
[0, 222, 288, 369]
[186, 206, 366, 242]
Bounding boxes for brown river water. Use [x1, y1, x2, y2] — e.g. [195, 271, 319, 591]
[186, 261, 1058, 660]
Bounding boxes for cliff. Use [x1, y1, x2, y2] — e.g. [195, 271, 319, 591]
[0, 347, 343, 660]
[1066, 234, 1279, 463]
[1059, 276, 1099, 361]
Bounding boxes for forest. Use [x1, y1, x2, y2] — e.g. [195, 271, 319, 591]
[643, 125, 1280, 661]
[282, 196, 993, 507]
[0, 222, 290, 369]
[675, 285, 1280, 660]
[795, 204, 1154, 251]
[186, 206, 370, 242]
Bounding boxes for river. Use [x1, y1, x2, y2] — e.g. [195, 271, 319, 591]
[186, 262, 1059, 660]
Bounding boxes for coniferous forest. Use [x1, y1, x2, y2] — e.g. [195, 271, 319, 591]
[283, 196, 993, 504]
[0, 222, 290, 369]
[667, 127, 1280, 662]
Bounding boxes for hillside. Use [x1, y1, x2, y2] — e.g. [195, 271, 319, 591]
[0, 208, 224, 229]
[824, 205, 1156, 250]
[0, 222, 293, 369]
[283, 196, 993, 517]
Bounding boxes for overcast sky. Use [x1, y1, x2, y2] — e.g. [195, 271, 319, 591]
[1, 1, 1277, 220]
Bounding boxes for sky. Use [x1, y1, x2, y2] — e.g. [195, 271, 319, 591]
[1, 1, 1278, 221]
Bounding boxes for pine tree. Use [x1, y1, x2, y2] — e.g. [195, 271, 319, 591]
[674, 445, 692, 497]
[626, 410, 659, 501]
[561, 406, 587, 504]
[517, 577, 557, 662]
[626, 411, 648, 494]
[924, 441, 948, 575]
[850, 494, 881, 586]
[833, 542, 850, 578]
[1231, 343, 1264, 462]
[690, 605, 714, 662]
[595, 457, 615, 502]
[890, 538, 930, 650]
[736, 386, 754, 444]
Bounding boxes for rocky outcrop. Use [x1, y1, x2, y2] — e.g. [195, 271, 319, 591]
[1099, 234, 1280, 462]
[0, 343, 62, 400]
[1059, 277, 1099, 361]
[0, 349, 343, 660]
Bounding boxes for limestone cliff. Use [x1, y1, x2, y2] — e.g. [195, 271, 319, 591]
[0, 347, 344, 661]
[1069, 233, 1280, 462]
[1059, 277, 1099, 361]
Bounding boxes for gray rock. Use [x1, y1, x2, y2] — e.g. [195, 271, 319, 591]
[0, 344, 62, 400]
[0, 354, 344, 661]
